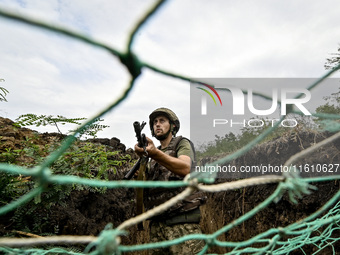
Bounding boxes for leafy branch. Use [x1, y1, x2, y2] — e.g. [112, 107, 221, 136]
[77, 118, 110, 139]
[14, 114, 109, 138]
[15, 114, 86, 134]
[0, 78, 9, 102]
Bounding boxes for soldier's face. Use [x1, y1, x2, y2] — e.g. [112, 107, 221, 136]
[153, 115, 171, 137]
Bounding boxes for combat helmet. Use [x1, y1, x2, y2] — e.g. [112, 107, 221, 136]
[149, 107, 180, 138]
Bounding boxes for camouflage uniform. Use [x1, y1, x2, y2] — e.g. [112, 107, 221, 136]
[145, 136, 206, 255]
[149, 221, 205, 255]
[143, 108, 206, 254]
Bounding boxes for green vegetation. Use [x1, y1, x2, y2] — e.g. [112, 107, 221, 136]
[51, 142, 131, 179]
[0, 133, 133, 235]
[315, 87, 340, 132]
[316, 88, 340, 115]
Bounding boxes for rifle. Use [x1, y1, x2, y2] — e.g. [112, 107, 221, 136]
[126, 121, 148, 230]
[123, 121, 147, 180]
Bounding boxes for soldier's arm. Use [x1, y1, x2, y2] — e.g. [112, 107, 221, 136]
[135, 137, 190, 177]
[151, 151, 191, 177]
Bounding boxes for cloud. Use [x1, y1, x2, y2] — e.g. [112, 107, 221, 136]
[1, 0, 340, 148]
[134, 0, 340, 77]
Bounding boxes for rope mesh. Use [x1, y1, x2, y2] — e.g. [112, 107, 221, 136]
[1, 0, 340, 254]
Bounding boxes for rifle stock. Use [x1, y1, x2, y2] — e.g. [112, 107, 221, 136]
[136, 156, 148, 230]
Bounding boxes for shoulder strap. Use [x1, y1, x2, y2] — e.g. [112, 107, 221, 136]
[161, 136, 196, 162]
[175, 136, 196, 164]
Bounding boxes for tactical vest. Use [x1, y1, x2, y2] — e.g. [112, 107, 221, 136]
[144, 136, 206, 217]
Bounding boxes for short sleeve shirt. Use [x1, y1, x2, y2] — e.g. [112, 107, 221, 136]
[159, 138, 194, 163]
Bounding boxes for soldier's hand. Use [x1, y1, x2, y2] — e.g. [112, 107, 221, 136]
[134, 137, 157, 158]
[144, 137, 157, 157]
[134, 143, 145, 158]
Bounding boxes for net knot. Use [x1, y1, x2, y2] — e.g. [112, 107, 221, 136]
[276, 166, 317, 204]
[37, 167, 51, 186]
[119, 51, 142, 79]
[85, 223, 127, 255]
[206, 236, 216, 246]
[185, 174, 199, 189]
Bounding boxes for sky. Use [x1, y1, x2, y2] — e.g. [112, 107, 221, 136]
[0, 0, 340, 149]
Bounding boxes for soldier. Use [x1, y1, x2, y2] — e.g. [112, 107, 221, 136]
[134, 107, 206, 255]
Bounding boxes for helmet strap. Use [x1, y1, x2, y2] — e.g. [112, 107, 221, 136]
[171, 123, 177, 137]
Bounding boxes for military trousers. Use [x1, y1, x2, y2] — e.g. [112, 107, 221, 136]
[149, 221, 205, 255]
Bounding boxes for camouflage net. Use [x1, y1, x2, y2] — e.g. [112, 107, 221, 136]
[1, 0, 340, 254]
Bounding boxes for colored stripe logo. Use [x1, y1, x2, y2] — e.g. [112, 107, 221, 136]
[197, 83, 223, 106]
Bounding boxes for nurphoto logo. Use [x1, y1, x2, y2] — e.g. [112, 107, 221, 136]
[189, 78, 332, 179]
[197, 84, 311, 116]
[192, 79, 314, 134]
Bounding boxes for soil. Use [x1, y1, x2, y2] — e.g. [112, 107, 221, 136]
[0, 117, 339, 254]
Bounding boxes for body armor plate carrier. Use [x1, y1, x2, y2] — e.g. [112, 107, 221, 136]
[144, 136, 206, 219]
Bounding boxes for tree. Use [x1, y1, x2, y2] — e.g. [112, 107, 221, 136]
[315, 48, 340, 131]
[319, 45, 340, 115]
[324, 45, 340, 70]
[315, 88, 340, 115]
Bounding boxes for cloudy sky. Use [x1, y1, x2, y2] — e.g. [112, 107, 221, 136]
[1, 0, 340, 148]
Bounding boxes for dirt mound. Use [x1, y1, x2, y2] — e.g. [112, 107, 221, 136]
[200, 130, 340, 253]
[0, 117, 339, 254]
[0, 117, 139, 244]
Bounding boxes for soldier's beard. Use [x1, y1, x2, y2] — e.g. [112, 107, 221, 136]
[155, 129, 171, 141]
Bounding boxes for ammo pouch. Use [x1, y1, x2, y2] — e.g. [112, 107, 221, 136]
[154, 207, 201, 226]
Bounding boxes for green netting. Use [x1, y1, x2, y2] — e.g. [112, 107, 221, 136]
[1, 1, 340, 254]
